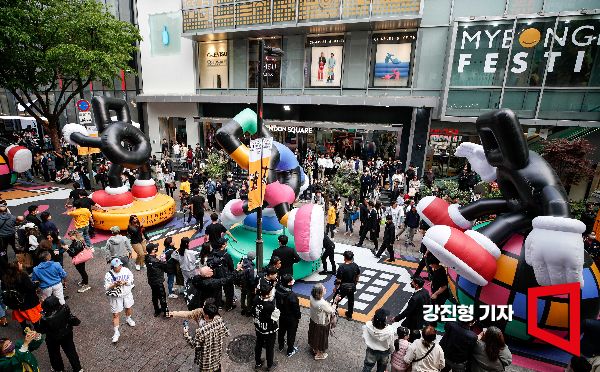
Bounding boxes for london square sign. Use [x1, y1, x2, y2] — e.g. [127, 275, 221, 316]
[450, 16, 600, 87]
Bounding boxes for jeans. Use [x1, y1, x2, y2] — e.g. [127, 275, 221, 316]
[77, 226, 92, 247]
[406, 227, 417, 244]
[75, 262, 88, 285]
[255, 332, 276, 367]
[46, 332, 82, 372]
[362, 347, 390, 372]
[345, 219, 353, 233]
[167, 273, 175, 295]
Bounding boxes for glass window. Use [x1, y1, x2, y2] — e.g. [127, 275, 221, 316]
[446, 89, 501, 116]
[543, 0, 600, 13]
[452, 0, 505, 18]
[414, 27, 448, 90]
[421, 0, 452, 26]
[370, 32, 416, 88]
[198, 40, 229, 89]
[281, 35, 304, 89]
[248, 38, 282, 88]
[305, 35, 345, 88]
[507, 0, 543, 15]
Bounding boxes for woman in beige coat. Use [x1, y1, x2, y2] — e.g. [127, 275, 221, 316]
[308, 283, 336, 360]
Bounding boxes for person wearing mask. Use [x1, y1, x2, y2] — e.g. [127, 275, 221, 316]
[376, 215, 396, 262]
[470, 327, 512, 372]
[428, 256, 449, 306]
[104, 258, 136, 343]
[390, 326, 411, 372]
[127, 215, 149, 271]
[275, 274, 301, 357]
[0, 332, 44, 371]
[67, 200, 93, 247]
[272, 235, 301, 278]
[0, 207, 17, 266]
[362, 308, 396, 372]
[182, 301, 230, 372]
[145, 243, 169, 317]
[439, 320, 477, 372]
[31, 251, 67, 304]
[37, 295, 83, 372]
[209, 238, 236, 311]
[335, 250, 361, 319]
[25, 205, 41, 229]
[404, 325, 445, 371]
[237, 251, 257, 317]
[204, 213, 238, 251]
[253, 283, 280, 371]
[393, 277, 430, 331]
[404, 205, 420, 247]
[171, 237, 200, 284]
[308, 283, 335, 361]
[319, 235, 336, 275]
[1, 262, 42, 332]
[103, 226, 132, 267]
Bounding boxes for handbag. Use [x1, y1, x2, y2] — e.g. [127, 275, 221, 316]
[72, 248, 93, 265]
[105, 271, 122, 297]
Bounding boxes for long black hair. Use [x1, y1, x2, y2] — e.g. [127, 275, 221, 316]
[178, 237, 190, 255]
[481, 326, 506, 361]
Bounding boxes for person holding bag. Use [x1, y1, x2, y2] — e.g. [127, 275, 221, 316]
[66, 230, 92, 293]
[308, 283, 335, 361]
[37, 295, 83, 372]
[404, 325, 445, 372]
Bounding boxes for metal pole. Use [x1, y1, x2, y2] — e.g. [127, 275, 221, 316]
[256, 39, 265, 271]
[79, 90, 96, 189]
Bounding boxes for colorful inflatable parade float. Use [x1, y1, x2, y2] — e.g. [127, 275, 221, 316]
[0, 142, 32, 190]
[62, 97, 174, 230]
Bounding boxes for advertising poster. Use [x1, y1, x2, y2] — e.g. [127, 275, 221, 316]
[248, 38, 282, 88]
[198, 41, 228, 89]
[248, 137, 273, 211]
[310, 46, 343, 87]
[373, 43, 412, 87]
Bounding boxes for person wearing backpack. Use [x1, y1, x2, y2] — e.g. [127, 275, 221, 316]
[237, 251, 256, 317]
[404, 325, 445, 372]
[1, 262, 42, 332]
[37, 295, 83, 372]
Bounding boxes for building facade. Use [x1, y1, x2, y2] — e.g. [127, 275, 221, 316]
[135, 0, 600, 177]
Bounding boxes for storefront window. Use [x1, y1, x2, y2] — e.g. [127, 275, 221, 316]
[370, 32, 417, 88]
[305, 35, 345, 88]
[198, 40, 229, 89]
[248, 38, 282, 88]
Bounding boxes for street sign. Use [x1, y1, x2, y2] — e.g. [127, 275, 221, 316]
[78, 111, 92, 125]
[248, 137, 273, 211]
[76, 99, 90, 112]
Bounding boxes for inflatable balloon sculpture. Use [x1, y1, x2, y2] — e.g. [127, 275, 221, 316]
[0, 141, 32, 189]
[215, 108, 324, 278]
[62, 97, 174, 230]
[416, 109, 600, 340]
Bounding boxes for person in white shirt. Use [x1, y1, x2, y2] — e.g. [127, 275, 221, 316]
[104, 258, 136, 343]
[317, 156, 326, 180]
[362, 308, 396, 372]
[391, 170, 405, 190]
[404, 325, 445, 372]
[387, 200, 406, 240]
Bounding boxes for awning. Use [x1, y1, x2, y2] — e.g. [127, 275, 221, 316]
[194, 117, 402, 131]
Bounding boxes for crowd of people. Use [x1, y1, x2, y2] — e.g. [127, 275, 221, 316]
[0, 133, 598, 372]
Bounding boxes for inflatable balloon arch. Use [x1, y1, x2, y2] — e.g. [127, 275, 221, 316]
[63, 97, 174, 230]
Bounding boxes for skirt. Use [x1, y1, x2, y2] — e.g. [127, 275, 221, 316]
[308, 319, 330, 352]
[12, 303, 43, 323]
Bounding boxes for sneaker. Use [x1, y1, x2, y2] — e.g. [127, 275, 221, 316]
[141, 265, 146, 269]
[278, 345, 284, 352]
[314, 353, 328, 360]
[135, 264, 141, 271]
[265, 361, 278, 371]
[318, 270, 329, 275]
[112, 331, 120, 343]
[168, 293, 178, 299]
[77, 281, 83, 287]
[77, 285, 91, 293]
[126, 317, 136, 327]
[287, 346, 299, 357]
[254, 358, 264, 370]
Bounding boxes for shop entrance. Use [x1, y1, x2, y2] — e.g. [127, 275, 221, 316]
[159, 117, 188, 145]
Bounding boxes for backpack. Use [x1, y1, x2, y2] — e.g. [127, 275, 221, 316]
[183, 279, 202, 311]
[206, 182, 216, 195]
[2, 289, 24, 309]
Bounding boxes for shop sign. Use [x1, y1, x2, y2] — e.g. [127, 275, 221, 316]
[199, 41, 228, 89]
[430, 128, 459, 135]
[451, 17, 600, 87]
[266, 124, 313, 134]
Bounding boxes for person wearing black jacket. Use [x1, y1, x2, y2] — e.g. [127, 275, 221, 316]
[358, 198, 369, 242]
[188, 267, 231, 309]
[357, 201, 377, 248]
[275, 274, 301, 357]
[319, 235, 336, 275]
[144, 243, 169, 317]
[37, 295, 82, 372]
[335, 251, 361, 319]
[127, 215, 149, 271]
[375, 214, 396, 261]
[393, 277, 431, 330]
[254, 283, 279, 371]
[1, 261, 42, 332]
[272, 235, 300, 277]
[439, 320, 477, 372]
[209, 238, 236, 311]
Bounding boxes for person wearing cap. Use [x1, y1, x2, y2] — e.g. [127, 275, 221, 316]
[104, 258, 136, 343]
[144, 243, 169, 317]
[237, 251, 257, 316]
[362, 308, 396, 372]
[272, 235, 300, 278]
[103, 226, 132, 268]
[393, 277, 430, 331]
[209, 237, 236, 311]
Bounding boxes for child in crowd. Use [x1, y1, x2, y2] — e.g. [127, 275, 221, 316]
[390, 326, 411, 372]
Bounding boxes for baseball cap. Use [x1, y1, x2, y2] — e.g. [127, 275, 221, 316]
[110, 258, 123, 267]
[247, 251, 256, 261]
[110, 226, 120, 234]
[23, 222, 36, 229]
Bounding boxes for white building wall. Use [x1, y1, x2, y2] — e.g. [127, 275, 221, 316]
[146, 103, 199, 154]
[137, 0, 195, 94]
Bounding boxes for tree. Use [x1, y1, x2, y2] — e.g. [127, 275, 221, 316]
[541, 138, 595, 190]
[0, 0, 141, 150]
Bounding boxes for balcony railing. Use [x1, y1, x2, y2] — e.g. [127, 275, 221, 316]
[182, 0, 422, 33]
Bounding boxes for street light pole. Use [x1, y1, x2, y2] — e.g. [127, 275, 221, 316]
[256, 40, 265, 271]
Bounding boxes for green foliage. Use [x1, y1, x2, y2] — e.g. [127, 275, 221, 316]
[205, 153, 227, 180]
[0, 0, 141, 147]
[332, 171, 360, 198]
[421, 179, 503, 205]
[569, 200, 586, 220]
